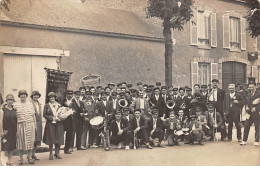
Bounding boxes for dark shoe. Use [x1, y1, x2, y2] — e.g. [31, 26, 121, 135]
[49, 154, 53, 160]
[18, 159, 23, 166]
[6, 162, 13, 166]
[158, 142, 165, 148]
[199, 141, 204, 146]
[227, 138, 232, 142]
[64, 150, 72, 154]
[129, 143, 133, 149]
[54, 154, 62, 159]
[32, 155, 40, 161]
[146, 144, 153, 149]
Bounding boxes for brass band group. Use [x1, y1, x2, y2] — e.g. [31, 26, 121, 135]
[0, 79, 260, 166]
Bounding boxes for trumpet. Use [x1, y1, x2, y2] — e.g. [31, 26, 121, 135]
[119, 99, 128, 108]
[180, 102, 186, 110]
[166, 100, 175, 110]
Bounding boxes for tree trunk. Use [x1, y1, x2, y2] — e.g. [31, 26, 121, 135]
[163, 24, 173, 87]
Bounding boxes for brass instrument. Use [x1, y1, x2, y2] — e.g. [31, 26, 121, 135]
[213, 109, 218, 142]
[119, 99, 128, 108]
[99, 111, 111, 151]
[149, 99, 156, 107]
[180, 102, 186, 110]
[166, 100, 175, 110]
[133, 133, 137, 149]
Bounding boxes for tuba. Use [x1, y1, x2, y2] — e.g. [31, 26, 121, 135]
[166, 100, 175, 110]
[119, 99, 128, 108]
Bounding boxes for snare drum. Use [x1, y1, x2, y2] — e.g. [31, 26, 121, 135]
[90, 116, 104, 130]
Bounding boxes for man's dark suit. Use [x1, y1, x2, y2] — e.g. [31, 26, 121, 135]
[109, 118, 131, 145]
[71, 98, 84, 149]
[243, 90, 260, 142]
[224, 92, 243, 140]
[206, 111, 227, 139]
[147, 117, 164, 142]
[95, 100, 113, 145]
[63, 98, 74, 152]
[149, 95, 165, 117]
[129, 116, 149, 143]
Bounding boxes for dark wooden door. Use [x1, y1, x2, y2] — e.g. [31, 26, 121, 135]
[222, 62, 246, 91]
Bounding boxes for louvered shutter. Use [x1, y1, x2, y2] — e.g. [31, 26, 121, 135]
[211, 13, 217, 47]
[211, 63, 218, 81]
[252, 66, 258, 81]
[191, 62, 198, 87]
[190, 9, 198, 46]
[223, 14, 230, 49]
[240, 17, 246, 50]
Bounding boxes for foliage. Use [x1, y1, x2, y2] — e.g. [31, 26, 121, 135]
[0, 0, 10, 11]
[146, 0, 194, 31]
[245, 0, 260, 38]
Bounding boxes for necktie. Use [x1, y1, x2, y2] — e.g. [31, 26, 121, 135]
[137, 118, 140, 127]
[153, 119, 156, 129]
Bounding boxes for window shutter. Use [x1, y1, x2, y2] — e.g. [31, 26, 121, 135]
[210, 13, 217, 47]
[190, 9, 198, 46]
[252, 66, 258, 80]
[191, 62, 198, 87]
[222, 14, 230, 49]
[240, 17, 246, 50]
[257, 37, 260, 51]
[211, 63, 218, 81]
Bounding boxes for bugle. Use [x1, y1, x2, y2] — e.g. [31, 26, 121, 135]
[119, 99, 128, 108]
[166, 100, 175, 110]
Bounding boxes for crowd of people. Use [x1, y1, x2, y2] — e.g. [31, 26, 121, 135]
[0, 79, 259, 166]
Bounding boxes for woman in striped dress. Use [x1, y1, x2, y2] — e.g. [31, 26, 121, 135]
[13, 90, 36, 165]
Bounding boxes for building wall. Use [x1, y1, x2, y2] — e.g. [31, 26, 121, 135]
[0, 24, 165, 92]
[172, 0, 257, 88]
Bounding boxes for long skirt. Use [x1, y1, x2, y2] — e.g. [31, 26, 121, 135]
[16, 122, 35, 151]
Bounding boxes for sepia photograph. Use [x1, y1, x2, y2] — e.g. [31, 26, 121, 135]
[0, 0, 259, 166]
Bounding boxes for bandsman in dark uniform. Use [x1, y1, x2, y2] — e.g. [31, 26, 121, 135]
[240, 78, 260, 146]
[63, 90, 74, 154]
[147, 109, 165, 148]
[109, 110, 132, 149]
[165, 111, 181, 146]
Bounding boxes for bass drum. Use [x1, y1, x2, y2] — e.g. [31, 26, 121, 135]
[90, 116, 104, 130]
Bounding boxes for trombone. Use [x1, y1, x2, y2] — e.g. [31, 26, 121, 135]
[213, 109, 218, 142]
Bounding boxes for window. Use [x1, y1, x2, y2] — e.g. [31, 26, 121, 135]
[230, 17, 240, 49]
[223, 12, 246, 51]
[190, 7, 217, 48]
[198, 63, 210, 85]
[191, 62, 218, 87]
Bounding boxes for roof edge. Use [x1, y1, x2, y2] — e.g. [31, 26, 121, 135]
[0, 20, 165, 43]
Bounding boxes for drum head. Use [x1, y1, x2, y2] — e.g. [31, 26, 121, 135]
[90, 116, 103, 125]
